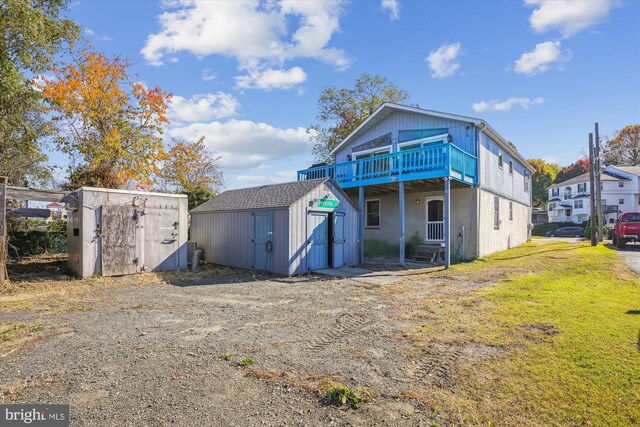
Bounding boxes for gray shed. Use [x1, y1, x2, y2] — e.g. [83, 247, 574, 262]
[64, 187, 188, 278]
[190, 178, 359, 275]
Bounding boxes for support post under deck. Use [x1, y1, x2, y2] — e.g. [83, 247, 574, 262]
[399, 181, 405, 265]
[358, 185, 364, 264]
[444, 178, 451, 269]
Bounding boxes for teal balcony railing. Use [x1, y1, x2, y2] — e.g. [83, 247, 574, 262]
[297, 142, 477, 188]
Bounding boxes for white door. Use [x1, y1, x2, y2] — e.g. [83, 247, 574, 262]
[425, 198, 444, 241]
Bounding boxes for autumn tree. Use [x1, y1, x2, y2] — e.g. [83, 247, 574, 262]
[41, 47, 171, 189]
[602, 124, 640, 166]
[309, 73, 410, 162]
[0, 0, 79, 185]
[528, 159, 561, 207]
[160, 137, 223, 209]
[554, 159, 589, 184]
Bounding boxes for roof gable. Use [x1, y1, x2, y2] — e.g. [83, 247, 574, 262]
[330, 103, 481, 155]
[329, 102, 535, 173]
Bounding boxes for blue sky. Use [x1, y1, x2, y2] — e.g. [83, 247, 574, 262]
[52, 0, 640, 189]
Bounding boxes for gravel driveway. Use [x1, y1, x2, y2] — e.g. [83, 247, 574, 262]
[1, 262, 500, 426]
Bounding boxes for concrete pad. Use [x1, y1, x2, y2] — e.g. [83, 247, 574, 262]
[316, 266, 403, 285]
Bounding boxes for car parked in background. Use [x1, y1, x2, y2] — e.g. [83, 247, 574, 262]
[546, 227, 585, 238]
[612, 212, 640, 248]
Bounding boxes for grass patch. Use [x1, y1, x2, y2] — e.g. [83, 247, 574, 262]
[0, 324, 42, 342]
[218, 353, 233, 361]
[407, 241, 640, 426]
[323, 385, 364, 409]
[238, 357, 254, 367]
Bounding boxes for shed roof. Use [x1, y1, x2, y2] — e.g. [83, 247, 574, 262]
[191, 178, 337, 213]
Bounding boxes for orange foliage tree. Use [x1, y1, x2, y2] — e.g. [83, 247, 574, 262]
[159, 137, 223, 209]
[41, 46, 171, 189]
[161, 137, 223, 193]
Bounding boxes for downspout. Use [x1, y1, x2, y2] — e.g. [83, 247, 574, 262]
[475, 125, 482, 258]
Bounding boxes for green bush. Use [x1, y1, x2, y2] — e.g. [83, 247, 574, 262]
[363, 239, 398, 257]
[7, 230, 66, 259]
[323, 385, 364, 409]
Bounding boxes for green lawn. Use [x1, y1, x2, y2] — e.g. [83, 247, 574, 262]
[412, 241, 640, 426]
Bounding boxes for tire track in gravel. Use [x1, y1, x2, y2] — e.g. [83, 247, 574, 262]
[307, 313, 373, 352]
[408, 342, 463, 389]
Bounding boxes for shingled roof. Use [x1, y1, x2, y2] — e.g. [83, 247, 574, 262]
[190, 178, 331, 213]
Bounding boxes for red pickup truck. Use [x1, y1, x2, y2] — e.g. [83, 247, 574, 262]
[613, 212, 640, 248]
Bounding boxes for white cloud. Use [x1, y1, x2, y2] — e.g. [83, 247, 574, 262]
[514, 41, 570, 75]
[235, 66, 307, 91]
[472, 97, 545, 112]
[141, 0, 350, 85]
[426, 42, 461, 78]
[381, 0, 400, 21]
[167, 119, 314, 170]
[201, 68, 216, 81]
[235, 170, 298, 186]
[525, 0, 617, 38]
[168, 92, 239, 123]
[84, 27, 95, 36]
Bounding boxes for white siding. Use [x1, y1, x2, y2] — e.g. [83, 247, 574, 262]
[478, 131, 530, 206]
[477, 189, 530, 257]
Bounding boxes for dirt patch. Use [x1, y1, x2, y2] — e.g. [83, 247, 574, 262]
[520, 323, 562, 341]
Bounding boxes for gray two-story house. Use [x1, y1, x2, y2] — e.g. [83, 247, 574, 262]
[297, 103, 535, 267]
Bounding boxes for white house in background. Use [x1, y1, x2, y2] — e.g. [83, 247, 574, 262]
[297, 103, 535, 267]
[547, 165, 640, 224]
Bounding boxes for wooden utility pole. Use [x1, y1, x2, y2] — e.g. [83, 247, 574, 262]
[0, 176, 7, 286]
[588, 134, 597, 246]
[594, 123, 604, 242]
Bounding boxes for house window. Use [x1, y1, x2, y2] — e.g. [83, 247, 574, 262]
[525, 173, 530, 193]
[494, 196, 500, 229]
[365, 200, 380, 228]
[619, 198, 624, 205]
[509, 160, 513, 175]
[574, 199, 583, 209]
[552, 188, 559, 197]
[498, 154, 503, 169]
[577, 183, 586, 193]
[619, 181, 624, 187]
[563, 186, 572, 200]
[509, 202, 513, 220]
[549, 202, 556, 210]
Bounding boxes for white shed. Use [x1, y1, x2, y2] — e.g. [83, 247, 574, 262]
[190, 178, 359, 275]
[64, 187, 188, 278]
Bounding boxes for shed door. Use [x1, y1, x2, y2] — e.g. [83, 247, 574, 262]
[307, 211, 329, 271]
[332, 212, 345, 268]
[101, 205, 138, 276]
[145, 208, 179, 271]
[253, 211, 273, 271]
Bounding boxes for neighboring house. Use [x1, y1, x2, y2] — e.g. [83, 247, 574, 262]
[46, 202, 67, 221]
[297, 103, 535, 267]
[547, 165, 640, 224]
